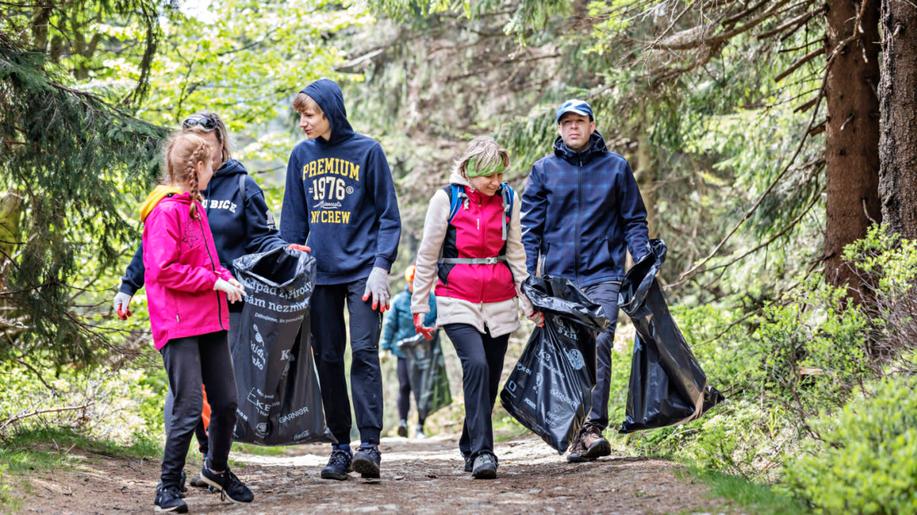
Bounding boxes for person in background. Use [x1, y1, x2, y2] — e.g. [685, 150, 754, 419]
[381, 264, 437, 439]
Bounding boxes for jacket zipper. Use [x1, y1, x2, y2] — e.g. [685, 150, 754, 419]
[197, 215, 224, 330]
[575, 158, 583, 282]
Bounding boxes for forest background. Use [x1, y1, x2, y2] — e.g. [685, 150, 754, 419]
[1, 0, 915, 512]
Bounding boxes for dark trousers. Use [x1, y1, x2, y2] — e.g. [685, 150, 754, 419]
[581, 281, 621, 431]
[160, 330, 238, 487]
[311, 279, 383, 446]
[443, 323, 509, 458]
[396, 357, 425, 427]
[163, 312, 241, 456]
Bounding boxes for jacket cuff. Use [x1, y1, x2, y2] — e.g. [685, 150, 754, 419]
[373, 256, 393, 272]
[118, 282, 138, 296]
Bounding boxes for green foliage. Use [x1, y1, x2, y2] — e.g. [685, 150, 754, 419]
[784, 369, 917, 514]
[844, 224, 917, 294]
[682, 467, 808, 514]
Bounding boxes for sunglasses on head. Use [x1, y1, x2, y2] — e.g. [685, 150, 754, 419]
[181, 114, 217, 130]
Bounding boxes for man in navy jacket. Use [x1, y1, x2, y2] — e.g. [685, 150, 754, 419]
[521, 99, 651, 463]
[281, 79, 401, 480]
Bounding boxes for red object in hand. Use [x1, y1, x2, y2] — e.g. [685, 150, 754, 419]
[116, 306, 131, 320]
[288, 243, 311, 253]
[413, 313, 435, 341]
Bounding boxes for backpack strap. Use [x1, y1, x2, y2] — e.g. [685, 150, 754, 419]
[446, 183, 467, 223]
[238, 174, 247, 204]
[501, 183, 514, 241]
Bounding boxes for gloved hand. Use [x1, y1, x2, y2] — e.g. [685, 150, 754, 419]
[362, 267, 390, 312]
[288, 243, 311, 253]
[215, 277, 246, 303]
[413, 313, 436, 341]
[113, 292, 133, 320]
[529, 311, 545, 328]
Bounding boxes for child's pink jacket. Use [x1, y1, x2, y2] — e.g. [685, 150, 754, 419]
[142, 191, 233, 350]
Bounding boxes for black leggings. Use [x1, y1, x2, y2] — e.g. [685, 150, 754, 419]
[443, 324, 509, 458]
[396, 357, 426, 427]
[160, 330, 238, 488]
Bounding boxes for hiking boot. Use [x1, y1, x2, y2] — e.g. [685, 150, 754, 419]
[397, 421, 408, 438]
[471, 453, 498, 480]
[320, 448, 352, 480]
[566, 431, 591, 463]
[154, 484, 188, 513]
[199, 465, 254, 503]
[352, 446, 382, 479]
[581, 426, 612, 460]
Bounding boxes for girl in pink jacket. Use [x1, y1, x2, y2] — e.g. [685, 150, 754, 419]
[143, 132, 253, 512]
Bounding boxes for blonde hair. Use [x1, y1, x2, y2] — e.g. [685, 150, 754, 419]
[163, 133, 210, 219]
[454, 136, 509, 179]
[182, 112, 231, 163]
[292, 92, 324, 115]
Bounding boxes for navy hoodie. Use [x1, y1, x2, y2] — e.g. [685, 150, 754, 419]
[280, 79, 401, 285]
[118, 159, 288, 309]
[521, 131, 651, 287]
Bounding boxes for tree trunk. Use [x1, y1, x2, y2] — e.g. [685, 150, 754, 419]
[824, 0, 882, 298]
[879, 0, 917, 238]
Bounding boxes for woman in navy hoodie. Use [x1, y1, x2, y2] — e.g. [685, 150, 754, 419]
[280, 78, 401, 481]
[112, 112, 300, 491]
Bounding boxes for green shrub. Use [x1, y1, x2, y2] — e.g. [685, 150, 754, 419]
[784, 371, 917, 514]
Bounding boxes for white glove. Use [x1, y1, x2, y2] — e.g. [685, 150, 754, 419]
[214, 277, 246, 303]
[113, 292, 133, 319]
[362, 267, 390, 312]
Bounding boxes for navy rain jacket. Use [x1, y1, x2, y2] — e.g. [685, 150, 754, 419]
[521, 131, 651, 287]
[280, 78, 401, 285]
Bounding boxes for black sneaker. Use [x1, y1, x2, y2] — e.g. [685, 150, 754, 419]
[189, 474, 215, 491]
[321, 448, 352, 480]
[154, 484, 188, 513]
[471, 453, 497, 480]
[352, 446, 381, 479]
[199, 466, 254, 503]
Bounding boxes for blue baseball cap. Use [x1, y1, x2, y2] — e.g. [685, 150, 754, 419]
[555, 99, 594, 123]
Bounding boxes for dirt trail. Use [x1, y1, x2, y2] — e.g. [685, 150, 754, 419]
[15, 434, 725, 514]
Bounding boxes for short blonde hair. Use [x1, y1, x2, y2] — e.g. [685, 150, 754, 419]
[454, 136, 509, 179]
[293, 92, 323, 115]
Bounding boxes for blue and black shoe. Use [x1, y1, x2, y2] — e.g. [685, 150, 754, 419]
[352, 445, 381, 479]
[321, 448, 353, 480]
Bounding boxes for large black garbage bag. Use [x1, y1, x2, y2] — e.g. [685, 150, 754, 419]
[230, 247, 331, 445]
[397, 333, 452, 419]
[619, 240, 724, 433]
[500, 277, 609, 453]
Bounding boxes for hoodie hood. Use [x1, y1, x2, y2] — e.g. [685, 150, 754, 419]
[300, 78, 354, 145]
[553, 130, 608, 165]
[139, 185, 184, 222]
[213, 158, 247, 179]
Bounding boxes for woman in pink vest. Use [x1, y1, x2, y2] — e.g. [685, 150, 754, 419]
[412, 136, 543, 479]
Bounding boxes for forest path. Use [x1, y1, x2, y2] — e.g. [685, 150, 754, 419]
[18, 434, 727, 514]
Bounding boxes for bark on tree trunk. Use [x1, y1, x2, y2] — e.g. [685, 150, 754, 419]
[824, 0, 883, 298]
[879, 0, 917, 238]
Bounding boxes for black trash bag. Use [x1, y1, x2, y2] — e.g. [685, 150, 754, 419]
[397, 333, 452, 419]
[500, 277, 609, 453]
[618, 240, 724, 433]
[230, 247, 331, 445]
